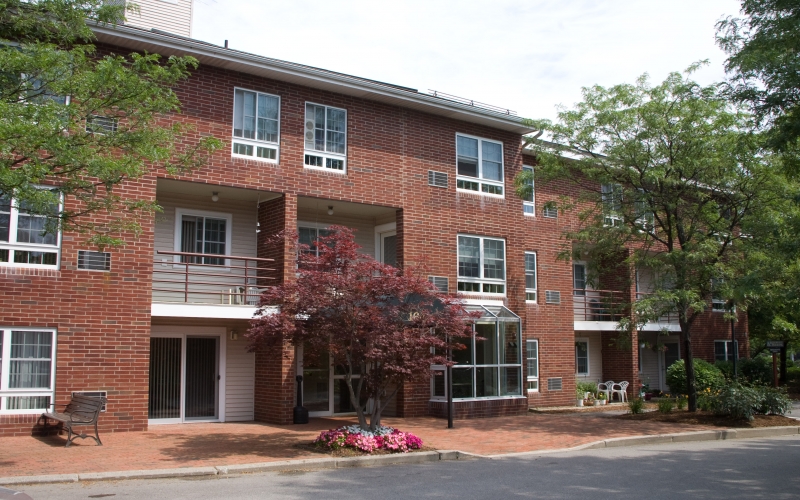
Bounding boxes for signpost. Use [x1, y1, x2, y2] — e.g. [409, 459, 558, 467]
[766, 341, 785, 388]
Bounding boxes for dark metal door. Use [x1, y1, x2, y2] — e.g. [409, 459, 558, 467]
[185, 337, 218, 419]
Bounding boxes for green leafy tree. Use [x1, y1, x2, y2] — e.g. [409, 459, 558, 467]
[0, 0, 222, 247]
[515, 68, 781, 411]
[717, 1, 800, 162]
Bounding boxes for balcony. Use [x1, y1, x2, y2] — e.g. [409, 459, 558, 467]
[635, 292, 680, 330]
[573, 289, 627, 323]
[152, 250, 275, 307]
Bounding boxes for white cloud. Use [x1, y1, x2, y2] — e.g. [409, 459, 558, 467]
[192, 0, 742, 121]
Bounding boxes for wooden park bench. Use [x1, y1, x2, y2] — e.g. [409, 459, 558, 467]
[41, 394, 107, 447]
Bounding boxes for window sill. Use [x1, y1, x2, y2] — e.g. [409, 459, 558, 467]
[231, 153, 278, 164]
[303, 165, 347, 175]
[456, 188, 505, 199]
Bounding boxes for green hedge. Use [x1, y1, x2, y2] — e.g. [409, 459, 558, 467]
[666, 359, 725, 395]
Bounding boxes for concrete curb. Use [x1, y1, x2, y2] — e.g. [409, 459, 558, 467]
[1, 428, 797, 486]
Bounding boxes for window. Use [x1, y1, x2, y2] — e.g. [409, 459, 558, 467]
[522, 165, 534, 215]
[174, 208, 232, 266]
[457, 235, 505, 295]
[601, 184, 623, 227]
[711, 278, 727, 312]
[525, 252, 537, 302]
[573, 263, 586, 296]
[450, 321, 522, 399]
[0, 191, 60, 268]
[232, 88, 280, 162]
[304, 102, 346, 172]
[715, 340, 737, 362]
[456, 134, 504, 196]
[526, 340, 539, 392]
[0, 328, 56, 414]
[86, 115, 118, 134]
[575, 339, 589, 375]
[298, 226, 331, 257]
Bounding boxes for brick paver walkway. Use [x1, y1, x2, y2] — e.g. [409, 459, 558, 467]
[0, 413, 716, 478]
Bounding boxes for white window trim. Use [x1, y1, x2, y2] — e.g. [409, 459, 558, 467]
[573, 261, 588, 296]
[456, 234, 506, 296]
[297, 222, 333, 258]
[525, 251, 537, 303]
[172, 207, 233, 268]
[601, 183, 623, 227]
[374, 222, 397, 264]
[455, 133, 505, 198]
[0, 189, 62, 269]
[0, 327, 57, 415]
[714, 340, 738, 361]
[522, 165, 535, 216]
[231, 87, 281, 164]
[575, 337, 590, 376]
[303, 101, 347, 174]
[526, 339, 539, 393]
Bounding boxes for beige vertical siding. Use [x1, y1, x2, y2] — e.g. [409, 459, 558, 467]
[575, 331, 603, 384]
[225, 335, 255, 421]
[125, 0, 193, 37]
[296, 209, 388, 258]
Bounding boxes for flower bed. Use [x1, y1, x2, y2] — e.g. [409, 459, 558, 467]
[314, 425, 423, 454]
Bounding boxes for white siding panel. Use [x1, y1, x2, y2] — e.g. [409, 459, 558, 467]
[225, 336, 255, 421]
[296, 210, 381, 258]
[125, 0, 193, 37]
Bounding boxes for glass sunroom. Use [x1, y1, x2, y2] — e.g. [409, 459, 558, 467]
[431, 305, 523, 400]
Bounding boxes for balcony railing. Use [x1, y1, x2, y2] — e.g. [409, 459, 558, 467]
[635, 293, 680, 324]
[573, 289, 627, 322]
[152, 250, 275, 305]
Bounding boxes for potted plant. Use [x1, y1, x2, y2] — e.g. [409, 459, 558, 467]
[576, 388, 584, 407]
[597, 392, 607, 405]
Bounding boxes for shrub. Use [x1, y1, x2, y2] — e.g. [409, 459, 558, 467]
[756, 386, 792, 416]
[628, 397, 645, 414]
[738, 357, 774, 385]
[657, 397, 675, 413]
[676, 395, 687, 410]
[666, 359, 725, 395]
[576, 381, 597, 395]
[788, 366, 800, 383]
[702, 382, 793, 421]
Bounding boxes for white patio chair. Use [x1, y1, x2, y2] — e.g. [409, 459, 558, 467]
[597, 381, 613, 401]
[611, 381, 629, 403]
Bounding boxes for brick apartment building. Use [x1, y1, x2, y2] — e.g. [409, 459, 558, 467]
[0, 2, 748, 435]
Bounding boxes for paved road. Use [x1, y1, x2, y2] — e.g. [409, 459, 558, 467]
[18, 436, 800, 499]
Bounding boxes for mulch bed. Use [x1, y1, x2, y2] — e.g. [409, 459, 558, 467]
[617, 409, 797, 428]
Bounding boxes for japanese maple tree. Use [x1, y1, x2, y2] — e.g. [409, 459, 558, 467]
[247, 226, 477, 431]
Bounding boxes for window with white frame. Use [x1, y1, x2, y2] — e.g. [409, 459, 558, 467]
[457, 235, 505, 294]
[232, 88, 280, 162]
[525, 252, 537, 302]
[522, 165, 534, 215]
[711, 278, 727, 312]
[0, 191, 60, 267]
[0, 328, 56, 414]
[456, 134, 504, 196]
[575, 339, 589, 375]
[86, 115, 118, 134]
[573, 263, 587, 296]
[526, 339, 539, 392]
[174, 208, 232, 266]
[601, 184, 623, 227]
[298, 225, 331, 257]
[715, 340, 737, 362]
[304, 102, 346, 171]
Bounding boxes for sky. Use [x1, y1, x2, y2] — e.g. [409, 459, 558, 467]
[192, 0, 743, 122]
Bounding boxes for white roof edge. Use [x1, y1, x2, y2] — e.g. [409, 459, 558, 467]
[91, 24, 537, 135]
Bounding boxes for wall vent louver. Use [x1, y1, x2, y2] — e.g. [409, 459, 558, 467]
[77, 250, 111, 271]
[428, 276, 449, 293]
[547, 378, 562, 391]
[545, 290, 561, 304]
[428, 170, 448, 188]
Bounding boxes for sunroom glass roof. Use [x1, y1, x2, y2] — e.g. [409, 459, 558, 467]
[464, 304, 520, 321]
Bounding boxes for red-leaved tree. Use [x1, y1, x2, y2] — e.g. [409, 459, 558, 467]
[247, 226, 477, 431]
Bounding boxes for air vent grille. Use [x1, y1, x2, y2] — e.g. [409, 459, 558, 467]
[547, 378, 562, 391]
[77, 250, 110, 271]
[428, 170, 448, 188]
[428, 276, 449, 293]
[543, 206, 558, 218]
[545, 290, 561, 304]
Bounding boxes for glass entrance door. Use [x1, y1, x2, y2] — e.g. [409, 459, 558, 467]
[379, 231, 397, 267]
[302, 348, 361, 416]
[148, 335, 220, 422]
[660, 342, 680, 391]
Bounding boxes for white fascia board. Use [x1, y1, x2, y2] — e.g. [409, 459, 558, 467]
[151, 302, 275, 319]
[638, 322, 682, 332]
[91, 25, 536, 135]
[574, 320, 622, 332]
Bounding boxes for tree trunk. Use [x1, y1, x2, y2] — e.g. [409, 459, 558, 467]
[681, 321, 697, 412]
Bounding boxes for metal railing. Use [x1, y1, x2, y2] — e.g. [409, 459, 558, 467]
[635, 293, 680, 324]
[152, 250, 275, 305]
[573, 289, 627, 322]
[428, 90, 517, 116]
